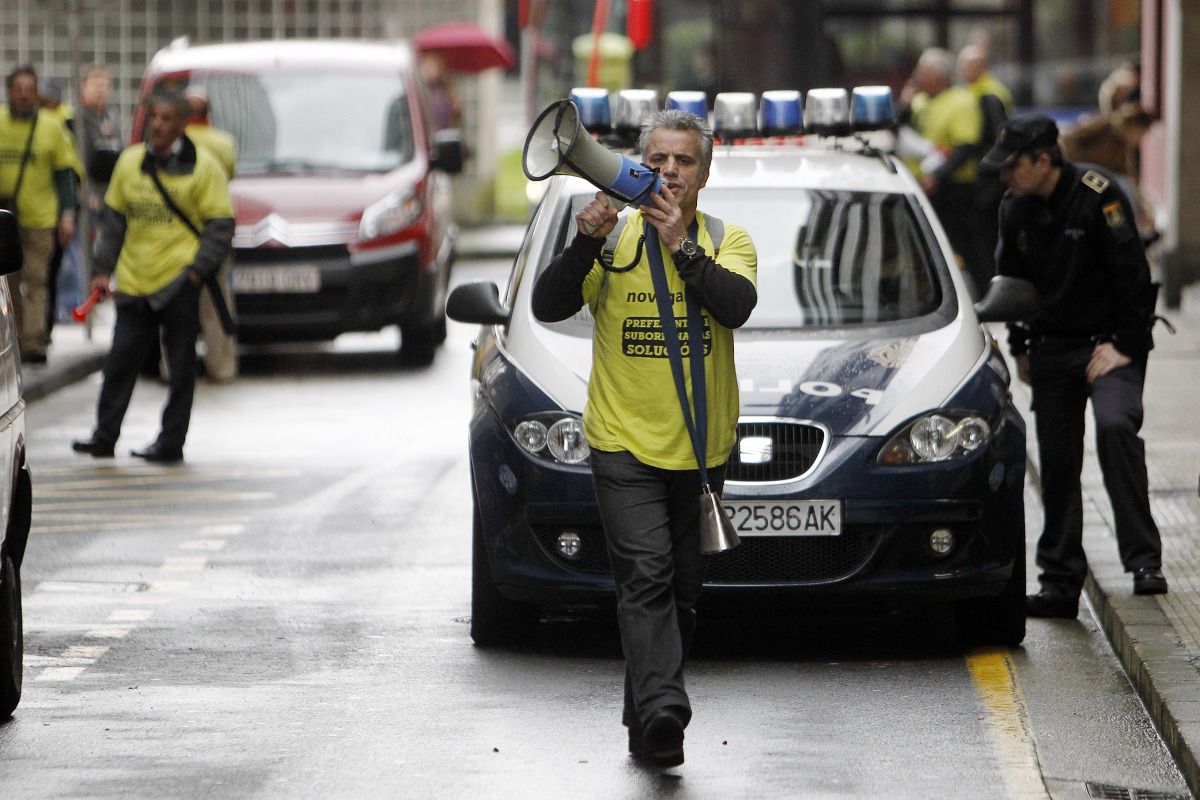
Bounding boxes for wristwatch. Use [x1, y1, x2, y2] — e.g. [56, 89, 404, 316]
[672, 236, 700, 264]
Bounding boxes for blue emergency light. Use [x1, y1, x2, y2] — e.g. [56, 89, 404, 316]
[760, 90, 804, 136]
[665, 91, 708, 120]
[569, 87, 612, 133]
[850, 86, 894, 131]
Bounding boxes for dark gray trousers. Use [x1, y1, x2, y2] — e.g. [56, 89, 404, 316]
[589, 447, 726, 733]
[93, 281, 202, 453]
[1030, 343, 1162, 596]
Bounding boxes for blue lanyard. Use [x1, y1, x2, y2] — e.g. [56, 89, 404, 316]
[644, 219, 711, 487]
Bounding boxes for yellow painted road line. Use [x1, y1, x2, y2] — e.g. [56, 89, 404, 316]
[966, 647, 1050, 799]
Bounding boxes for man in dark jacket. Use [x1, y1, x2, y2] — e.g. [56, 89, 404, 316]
[71, 92, 233, 464]
[985, 114, 1166, 619]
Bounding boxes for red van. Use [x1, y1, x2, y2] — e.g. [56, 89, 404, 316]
[134, 39, 463, 365]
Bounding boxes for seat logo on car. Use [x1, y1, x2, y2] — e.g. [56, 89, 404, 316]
[738, 436, 773, 464]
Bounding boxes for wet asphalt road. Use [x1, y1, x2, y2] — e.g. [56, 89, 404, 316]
[0, 258, 1191, 799]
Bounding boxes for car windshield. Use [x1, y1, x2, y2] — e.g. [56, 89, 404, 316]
[189, 70, 415, 175]
[542, 187, 943, 332]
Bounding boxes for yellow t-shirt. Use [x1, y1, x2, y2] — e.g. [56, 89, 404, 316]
[581, 210, 757, 470]
[910, 87, 983, 184]
[0, 106, 82, 228]
[186, 123, 237, 179]
[104, 141, 234, 296]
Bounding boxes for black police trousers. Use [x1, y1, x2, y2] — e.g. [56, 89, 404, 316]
[589, 448, 726, 733]
[1029, 342, 1162, 596]
[92, 280, 202, 454]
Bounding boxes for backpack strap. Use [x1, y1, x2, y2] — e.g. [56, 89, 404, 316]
[599, 214, 630, 270]
[705, 213, 725, 256]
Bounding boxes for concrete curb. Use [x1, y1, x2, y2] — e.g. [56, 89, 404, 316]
[22, 349, 107, 404]
[1083, 524, 1200, 799]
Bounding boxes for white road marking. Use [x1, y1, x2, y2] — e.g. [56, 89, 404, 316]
[160, 556, 208, 571]
[34, 667, 88, 682]
[107, 609, 153, 623]
[85, 626, 131, 639]
[201, 523, 246, 536]
[180, 539, 226, 551]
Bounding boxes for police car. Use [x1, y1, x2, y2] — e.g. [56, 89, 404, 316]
[447, 87, 1034, 647]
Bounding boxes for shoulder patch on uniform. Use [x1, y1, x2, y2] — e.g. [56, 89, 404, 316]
[1082, 170, 1110, 193]
[1103, 201, 1126, 230]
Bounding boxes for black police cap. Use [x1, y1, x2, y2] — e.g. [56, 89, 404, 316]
[981, 114, 1060, 170]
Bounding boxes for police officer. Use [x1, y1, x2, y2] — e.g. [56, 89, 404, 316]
[983, 114, 1166, 619]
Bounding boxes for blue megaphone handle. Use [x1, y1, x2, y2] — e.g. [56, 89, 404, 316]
[607, 156, 662, 205]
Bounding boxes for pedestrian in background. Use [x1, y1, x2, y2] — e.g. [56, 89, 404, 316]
[532, 110, 757, 767]
[184, 85, 239, 384]
[898, 47, 986, 298]
[984, 115, 1166, 619]
[71, 92, 233, 464]
[78, 65, 122, 221]
[0, 65, 81, 364]
[39, 77, 82, 343]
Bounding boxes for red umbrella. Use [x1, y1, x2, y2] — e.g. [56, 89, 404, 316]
[413, 21, 516, 73]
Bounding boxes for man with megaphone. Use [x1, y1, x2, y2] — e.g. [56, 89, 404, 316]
[532, 108, 757, 768]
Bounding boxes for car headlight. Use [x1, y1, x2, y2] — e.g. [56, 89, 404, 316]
[359, 189, 422, 241]
[877, 412, 991, 465]
[510, 413, 590, 465]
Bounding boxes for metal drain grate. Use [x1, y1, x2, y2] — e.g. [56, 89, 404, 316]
[1085, 782, 1191, 800]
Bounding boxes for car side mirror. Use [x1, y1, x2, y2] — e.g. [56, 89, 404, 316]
[446, 281, 508, 325]
[0, 211, 21, 276]
[974, 276, 1040, 323]
[431, 129, 464, 175]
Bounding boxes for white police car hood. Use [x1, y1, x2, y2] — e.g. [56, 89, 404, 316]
[514, 304, 990, 438]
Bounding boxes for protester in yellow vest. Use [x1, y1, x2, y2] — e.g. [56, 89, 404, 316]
[71, 92, 233, 464]
[532, 110, 757, 768]
[0, 65, 82, 363]
[899, 48, 985, 295]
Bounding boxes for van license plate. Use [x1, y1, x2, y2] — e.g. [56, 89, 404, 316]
[233, 266, 321, 294]
[721, 500, 842, 536]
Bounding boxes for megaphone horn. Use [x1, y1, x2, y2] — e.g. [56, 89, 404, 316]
[522, 99, 661, 209]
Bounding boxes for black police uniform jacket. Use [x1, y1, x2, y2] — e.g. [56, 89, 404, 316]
[995, 161, 1154, 360]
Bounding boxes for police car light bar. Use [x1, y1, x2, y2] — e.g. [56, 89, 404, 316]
[569, 87, 612, 134]
[568, 85, 894, 148]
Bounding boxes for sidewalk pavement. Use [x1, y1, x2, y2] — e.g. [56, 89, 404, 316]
[17, 231, 1200, 796]
[1007, 282, 1200, 799]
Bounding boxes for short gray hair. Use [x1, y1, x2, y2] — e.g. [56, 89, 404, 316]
[637, 109, 714, 171]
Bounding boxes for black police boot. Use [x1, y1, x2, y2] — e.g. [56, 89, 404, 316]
[1133, 567, 1168, 595]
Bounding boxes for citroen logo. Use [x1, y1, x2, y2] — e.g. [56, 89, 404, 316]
[738, 436, 773, 464]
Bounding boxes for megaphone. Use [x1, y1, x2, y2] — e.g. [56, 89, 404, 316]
[522, 99, 661, 210]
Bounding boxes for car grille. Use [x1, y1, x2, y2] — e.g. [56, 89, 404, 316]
[725, 420, 826, 482]
[703, 528, 880, 584]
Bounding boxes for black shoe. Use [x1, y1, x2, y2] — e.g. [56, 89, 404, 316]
[639, 707, 685, 767]
[1133, 567, 1168, 595]
[1025, 589, 1079, 619]
[130, 442, 184, 464]
[24, 352, 47, 365]
[72, 437, 115, 458]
